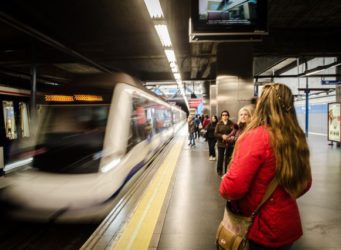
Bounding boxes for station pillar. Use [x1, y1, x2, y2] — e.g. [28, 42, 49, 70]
[215, 43, 254, 122]
[337, 85, 341, 102]
[209, 85, 217, 117]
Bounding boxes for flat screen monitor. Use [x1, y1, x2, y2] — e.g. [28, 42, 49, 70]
[190, 0, 267, 41]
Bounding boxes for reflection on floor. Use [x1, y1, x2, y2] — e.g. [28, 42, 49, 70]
[157, 130, 341, 250]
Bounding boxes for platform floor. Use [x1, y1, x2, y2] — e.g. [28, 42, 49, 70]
[156, 129, 341, 250]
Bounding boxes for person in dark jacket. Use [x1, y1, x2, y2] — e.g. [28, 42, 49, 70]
[206, 115, 218, 160]
[220, 83, 312, 249]
[194, 115, 201, 139]
[187, 116, 196, 147]
[214, 110, 234, 176]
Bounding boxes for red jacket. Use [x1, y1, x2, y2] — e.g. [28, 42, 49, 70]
[219, 126, 311, 247]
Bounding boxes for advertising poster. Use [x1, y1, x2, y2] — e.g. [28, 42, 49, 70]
[328, 102, 341, 142]
[189, 98, 202, 108]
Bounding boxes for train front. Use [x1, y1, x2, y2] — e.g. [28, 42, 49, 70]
[0, 85, 117, 221]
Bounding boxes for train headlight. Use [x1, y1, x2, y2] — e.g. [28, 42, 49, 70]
[4, 158, 33, 173]
[100, 158, 121, 173]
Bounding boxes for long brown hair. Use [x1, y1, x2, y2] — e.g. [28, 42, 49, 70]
[244, 83, 311, 197]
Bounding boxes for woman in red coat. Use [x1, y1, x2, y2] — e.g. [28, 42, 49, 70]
[219, 83, 312, 249]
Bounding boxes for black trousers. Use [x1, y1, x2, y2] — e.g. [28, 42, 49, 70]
[249, 241, 292, 250]
[217, 145, 234, 175]
[207, 138, 216, 157]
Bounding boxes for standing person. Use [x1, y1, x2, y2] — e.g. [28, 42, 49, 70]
[187, 116, 196, 147]
[202, 115, 210, 129]
[194, 115, 201, 139]
[226, 105, 254, 145]
[214, 110, 234, 176]
[206, 115, 218, 160]
[236, 106, 253, 134]
[219, 83, 312, 249]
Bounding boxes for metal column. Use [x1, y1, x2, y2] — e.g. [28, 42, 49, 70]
[305, 78, 309, 137]
[30, 64, 37, 124]
[0, 146, 4, 175]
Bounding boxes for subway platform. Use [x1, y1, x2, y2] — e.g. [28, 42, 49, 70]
[85, 127, 341, 250]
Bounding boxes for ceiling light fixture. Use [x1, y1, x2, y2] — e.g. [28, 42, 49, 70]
[144, 0, 163, 18]
[143, 0, 189, 110]
[171, 65, 178, 73]
[164, 49, 176, 62]
[154, 25, 172, 47]
[174, 73, 181, 80]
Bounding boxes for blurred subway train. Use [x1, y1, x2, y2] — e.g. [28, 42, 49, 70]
[0, 73, 186, 221]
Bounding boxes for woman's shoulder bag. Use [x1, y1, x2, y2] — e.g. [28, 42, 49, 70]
[216, 178, 278, 250]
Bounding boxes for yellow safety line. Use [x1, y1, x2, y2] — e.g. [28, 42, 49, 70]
[112, 138, 184, 250]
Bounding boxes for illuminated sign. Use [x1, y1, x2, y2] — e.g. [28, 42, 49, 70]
[45, 95, 74, 102]
[74, 95, 103, 102]
[45, 95, 103, 102]
[188, 98, 202, 108]
[321, 80, 341, 85]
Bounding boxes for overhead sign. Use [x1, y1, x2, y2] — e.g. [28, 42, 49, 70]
[188, 98, 202, 108]
[328, 102, 341, 142]
[321, 80, 341, 85]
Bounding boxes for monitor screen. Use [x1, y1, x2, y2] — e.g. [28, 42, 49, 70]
[191, 0, 267, 34]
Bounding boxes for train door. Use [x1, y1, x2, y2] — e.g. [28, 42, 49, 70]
[2, 100, 17, 140]
[19, 102, 30, 138]
[1, 96, 31, 168]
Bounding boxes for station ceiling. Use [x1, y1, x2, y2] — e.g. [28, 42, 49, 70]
[1, 0, 341, 94]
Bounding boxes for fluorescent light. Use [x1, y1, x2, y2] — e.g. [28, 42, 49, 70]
[155, 25, 172, 47]
[171, 67, 178, 73]
[170, 62, 179, 72]
[174, 73, 181, 80]
[171, 63, 178, 73]
[165, 49, 176, 62]
[144, 0, 163, 18]
[143, 0, 189, 110]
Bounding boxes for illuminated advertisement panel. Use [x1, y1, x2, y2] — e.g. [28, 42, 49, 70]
[328, 102, 341, 142]
[189, 98, 202, 108]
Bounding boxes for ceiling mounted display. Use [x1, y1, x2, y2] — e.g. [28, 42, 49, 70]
[189, 0, 268, 42]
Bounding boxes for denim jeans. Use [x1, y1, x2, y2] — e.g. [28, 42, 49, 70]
[189, 132, 195, 145]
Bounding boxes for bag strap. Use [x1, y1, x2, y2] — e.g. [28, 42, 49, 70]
[251, 178, 278, 218]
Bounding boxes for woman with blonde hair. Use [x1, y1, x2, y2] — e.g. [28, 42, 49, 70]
[223, 106, 253, 162]
[219, 83, 312, 249]
[228, 105, 254, 143]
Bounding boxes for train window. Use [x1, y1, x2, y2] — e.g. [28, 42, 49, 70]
[154, 107, 172, 132]
[19, 102, 30, 137]
[145, 107, 154, 135]
[127, 96, 153, 152]
[32, 104, 109, 173]
[2, 101, 17, 140]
